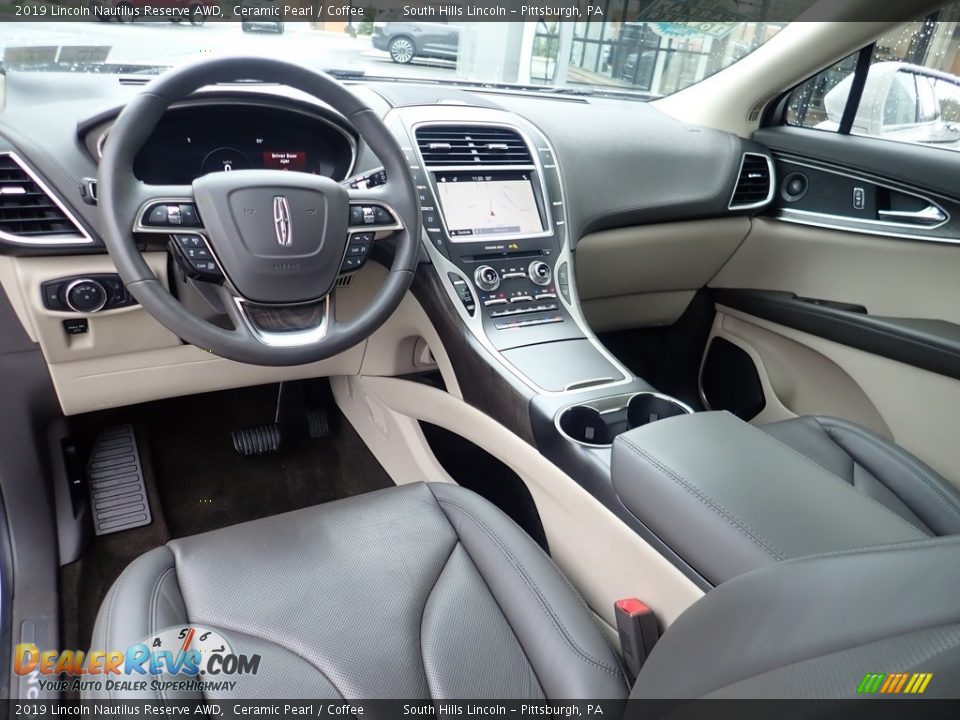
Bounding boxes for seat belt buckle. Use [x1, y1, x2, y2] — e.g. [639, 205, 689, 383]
[614, 598, 659, 681]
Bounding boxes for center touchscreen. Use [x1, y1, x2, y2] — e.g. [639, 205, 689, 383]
[434, 172, 544, 238]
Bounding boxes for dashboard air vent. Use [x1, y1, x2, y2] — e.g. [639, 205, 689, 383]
[0, 153, 89, 243]
[729, 153, 773, 210]
[416, 125, 533, 166]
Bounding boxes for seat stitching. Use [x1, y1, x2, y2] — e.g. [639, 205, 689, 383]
[776, 534, 960, 563]
[418, 539, 460, 700]
[618, 438, 785, 560]
[817, 419, 960, 519]
[742, 426, 930, 536]
[436, 499, 622, 678]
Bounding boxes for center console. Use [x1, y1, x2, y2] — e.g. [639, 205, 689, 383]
[385, 105, 709, 586]
[389, 107, 631, 394]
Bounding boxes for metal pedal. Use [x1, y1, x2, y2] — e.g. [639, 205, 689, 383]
[231, 424, 282, 457]
[87, 424, 152, 535]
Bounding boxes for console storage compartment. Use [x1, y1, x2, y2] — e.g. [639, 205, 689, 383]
[501, 339, 626, 392]
[611, 411, 927, 586]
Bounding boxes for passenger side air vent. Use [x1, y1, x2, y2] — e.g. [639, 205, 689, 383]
[729, 153, 774, 210]
[416, 125, 533, 166]
[0, 153, 90, 244]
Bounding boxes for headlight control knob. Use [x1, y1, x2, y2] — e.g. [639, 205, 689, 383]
[65, 278, 108, 313]
[474, 265, 501, 292]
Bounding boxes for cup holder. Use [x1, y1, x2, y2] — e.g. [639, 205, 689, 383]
[556, 391, 693, 447]
[626, 392, 692, 429]
[557, 406, 612, 446]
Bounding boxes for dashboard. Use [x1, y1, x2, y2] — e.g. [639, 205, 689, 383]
[95, 103, 357, 185]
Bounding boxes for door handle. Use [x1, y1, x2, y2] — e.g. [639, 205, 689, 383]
[877, 205, 947, 225]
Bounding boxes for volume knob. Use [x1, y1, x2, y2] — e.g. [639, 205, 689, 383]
[528, 260, 552, 286]
[474, 265, 500, 292]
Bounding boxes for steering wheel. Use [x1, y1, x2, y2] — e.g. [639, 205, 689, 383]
[98, 57, 420, 366]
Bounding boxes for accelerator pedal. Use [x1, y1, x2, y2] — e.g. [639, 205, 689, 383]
[307, 407, 330, 439]
[87, 424, 152, 535]
[231, 424, 282, 457]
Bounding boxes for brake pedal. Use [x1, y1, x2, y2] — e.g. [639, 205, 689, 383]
[231, 424, 282, 457]
[87, 424, 152, 535]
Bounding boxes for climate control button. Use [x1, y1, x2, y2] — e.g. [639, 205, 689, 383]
[474, 265, 501, 292]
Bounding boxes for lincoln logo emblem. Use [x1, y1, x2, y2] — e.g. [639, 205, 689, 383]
[273, 196, 292, 247]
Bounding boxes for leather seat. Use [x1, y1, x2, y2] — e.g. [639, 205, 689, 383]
[88, 482, 629, 700]
[760, 416, 960, 536]
[89, 482, 960, 700]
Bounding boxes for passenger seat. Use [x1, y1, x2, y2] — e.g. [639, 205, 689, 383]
[760, 416, 960, 536]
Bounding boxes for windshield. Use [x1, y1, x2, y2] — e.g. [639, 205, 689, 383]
[0, 14, 786, 99]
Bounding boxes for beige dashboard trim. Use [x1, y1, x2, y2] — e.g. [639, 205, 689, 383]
[1, 251, 452, 415]
[575, 217, 749, 331]
[337, 374, 705, 630]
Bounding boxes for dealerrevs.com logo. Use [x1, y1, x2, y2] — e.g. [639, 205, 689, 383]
[14, 626, 260, 695]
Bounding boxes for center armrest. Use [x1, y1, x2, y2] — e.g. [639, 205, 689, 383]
[611, 411, 927, 586]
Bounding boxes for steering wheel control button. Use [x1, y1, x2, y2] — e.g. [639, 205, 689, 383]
[65, 278, 108, 314]
[182, 246, 212, 261]
[179, 204, 201, 226]
[341, 256, 365, 272]
[171, 235, 223, 282]
[349, 204, 397, 228]
[143, 202, 202, 228]
[474, 265, 501, 292]
[528, 260, 553, 286]
[175, 234, 203, 249]
[190, 259, 223, 277]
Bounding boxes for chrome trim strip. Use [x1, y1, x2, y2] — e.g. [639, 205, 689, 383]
[410, 120, 554, 244]
[233, 296, 331, 348]
[774, 213, 960, 245]
[0, 152, 94, 246]
[728, 152, 776, 211]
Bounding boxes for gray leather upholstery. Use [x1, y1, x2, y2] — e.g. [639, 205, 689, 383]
[760, 415, 960, 536]
[632, 537, 960, 699]
[88, 482, 628, 701]
[611, 411, 928, 586]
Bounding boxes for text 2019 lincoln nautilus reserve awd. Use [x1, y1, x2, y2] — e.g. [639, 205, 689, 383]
[0, 1, 959, 717]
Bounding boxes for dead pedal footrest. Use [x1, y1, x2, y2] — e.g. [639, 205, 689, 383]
[87, 424, 152, 535]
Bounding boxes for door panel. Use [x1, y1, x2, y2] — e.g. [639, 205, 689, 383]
[704, 306, 960, 488]
[714, 217, 960, 323]
[707, 175, 960, 489]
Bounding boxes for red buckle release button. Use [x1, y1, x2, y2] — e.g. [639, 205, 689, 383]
[615, 598, 651, 617]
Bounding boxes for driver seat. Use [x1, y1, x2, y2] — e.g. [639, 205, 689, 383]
[88, 482, 960, 700]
